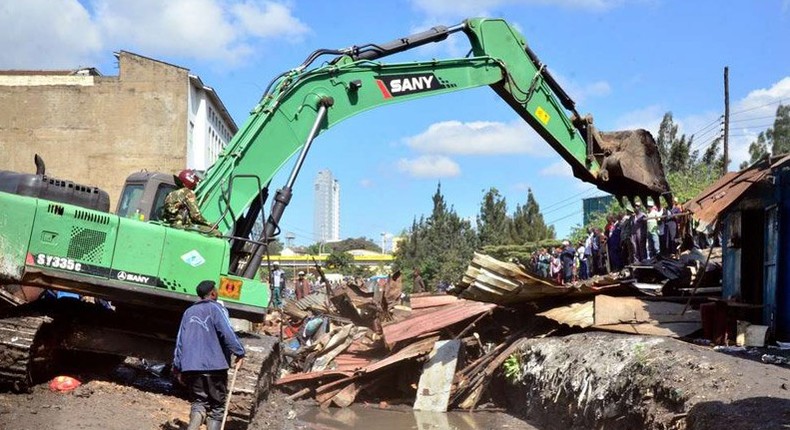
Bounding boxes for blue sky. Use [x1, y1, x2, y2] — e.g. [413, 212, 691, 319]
[3, 0, 790, 246]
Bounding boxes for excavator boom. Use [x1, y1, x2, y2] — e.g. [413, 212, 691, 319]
[195, 18, 670, 268]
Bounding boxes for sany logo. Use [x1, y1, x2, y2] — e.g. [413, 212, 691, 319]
[375, 74, 446, 99]
[117, 270, 150, 284]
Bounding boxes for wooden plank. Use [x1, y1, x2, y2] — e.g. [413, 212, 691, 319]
[593, 295, 701, 325]
[596, 322, 702, 337]
[413, 340, 461, 412]
[537, 295, 702, 338]
[275, 369, 353, 385]
[537, 301, 594, 328]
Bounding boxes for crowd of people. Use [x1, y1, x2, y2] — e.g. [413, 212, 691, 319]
[530, 197, 687, 284]
[269, 262, 351, 308]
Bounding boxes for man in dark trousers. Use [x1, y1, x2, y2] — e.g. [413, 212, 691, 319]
[174, 280, 246, 430]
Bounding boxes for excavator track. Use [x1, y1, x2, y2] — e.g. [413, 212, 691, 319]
[0, 315, 51, 391]
[225, 334, 280, 429]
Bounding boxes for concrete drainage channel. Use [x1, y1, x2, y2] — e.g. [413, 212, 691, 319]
[493, 332, 790, 430]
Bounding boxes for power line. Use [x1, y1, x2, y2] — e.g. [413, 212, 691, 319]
[729, 123, 774, 130]
[690, 132, 722, 152]
[541, 188, 595, 212]
[547, 210, 583, 226]
[729, 115, 776, 124]
[692, 123, 723, 142]
[730, 98, 788, 117]
[541, 189, 600, 216]
[686, 115, 723, 138]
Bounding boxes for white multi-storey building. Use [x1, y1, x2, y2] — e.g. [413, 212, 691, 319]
[313, 169, 340, 243]
[187, 75, 237, 171]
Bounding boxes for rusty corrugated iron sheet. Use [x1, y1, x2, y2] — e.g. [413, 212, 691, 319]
[382, 299, 496, 348]
[686, 154, 790, 231]
[410, 294, 460, 309]
[282, 292, 330, 319]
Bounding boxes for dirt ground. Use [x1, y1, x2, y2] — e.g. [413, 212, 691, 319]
[0, 358, 308, 430]
[2, 333, 790, 430]
[503, 332, 790, 430]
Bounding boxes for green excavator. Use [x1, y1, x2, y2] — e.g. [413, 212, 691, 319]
[0, 17, 669, 427]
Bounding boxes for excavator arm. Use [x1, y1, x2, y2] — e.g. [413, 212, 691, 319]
[195, 17, 670, 276]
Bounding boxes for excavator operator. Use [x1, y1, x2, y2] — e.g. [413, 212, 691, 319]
[163, 169, 214, 231]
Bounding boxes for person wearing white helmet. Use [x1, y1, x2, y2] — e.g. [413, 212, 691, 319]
[294, 270, 310, 300]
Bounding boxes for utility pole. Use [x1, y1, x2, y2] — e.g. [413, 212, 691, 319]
[723, 66, 730, 174]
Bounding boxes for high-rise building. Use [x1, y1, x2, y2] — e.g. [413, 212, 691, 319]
[313, 169, 340, 243]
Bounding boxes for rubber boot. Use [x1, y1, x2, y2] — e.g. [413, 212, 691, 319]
[186, 410, 205, 430]
[206, 419, 222, 430]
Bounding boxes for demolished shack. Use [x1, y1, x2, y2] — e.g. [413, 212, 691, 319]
[685, 154, 790, 342]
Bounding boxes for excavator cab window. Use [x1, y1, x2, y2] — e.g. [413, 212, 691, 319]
[117, 183, 144, 218]
[149, 183, 177, 221]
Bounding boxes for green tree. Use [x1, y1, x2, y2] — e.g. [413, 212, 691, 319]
[656, 112, 678, 165]
[740, 131, 770, 169]
[737, 104, 789, 169]
[667, 134, 693, 172]
[394, 183, 477, 291]
[330, 237, 381, 253]
[771, 104, 790, 155]
[266, 239, 284, 255]
[476, 187, 510, 247]
[325, 250, 353, 272]
[509, 189, 555, 244]
[655, 112, 722, 202]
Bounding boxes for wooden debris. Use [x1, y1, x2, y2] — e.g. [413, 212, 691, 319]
[538, 295, 702, 337]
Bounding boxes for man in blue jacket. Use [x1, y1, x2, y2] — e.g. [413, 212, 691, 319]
[174, 280, 246, 430]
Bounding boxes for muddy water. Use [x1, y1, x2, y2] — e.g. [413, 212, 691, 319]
[297, 404, 538, 429]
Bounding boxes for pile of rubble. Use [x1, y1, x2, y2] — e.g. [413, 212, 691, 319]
[268, 250, 716, 410]
[266, 270, 544, 411]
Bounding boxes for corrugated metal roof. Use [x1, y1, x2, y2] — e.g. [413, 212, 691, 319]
[456, 252, 625, 305]
[686, 154, 790, 230]
[382, 299, 496, 348]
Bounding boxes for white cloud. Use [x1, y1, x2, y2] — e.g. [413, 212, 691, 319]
[359, 178, 374, 188]
[230, 1, 309, 39]
[539, 161, 573, 177]
[727, 77, 790, 167]
[404, 120, 544, 155]
[612, 76, 790, 169]
[553, 72, 612, 103]
[613, 104, 665, 132]
[411, 0, 631, 18]
[512, 182, 532, 192]
[397, 155, 460, 178]
[0, 0, 310, 69]
[0, 0, 102, 69]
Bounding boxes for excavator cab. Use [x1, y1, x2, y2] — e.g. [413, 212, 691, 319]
[116, 172, 177, 221]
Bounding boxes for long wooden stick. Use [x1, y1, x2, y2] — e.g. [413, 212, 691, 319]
[221, 359, 244, 430]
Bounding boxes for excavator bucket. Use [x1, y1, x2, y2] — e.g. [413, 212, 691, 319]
[592, 129, 671, 207]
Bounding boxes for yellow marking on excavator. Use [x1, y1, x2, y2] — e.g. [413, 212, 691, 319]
[535, 106, 550, 125]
